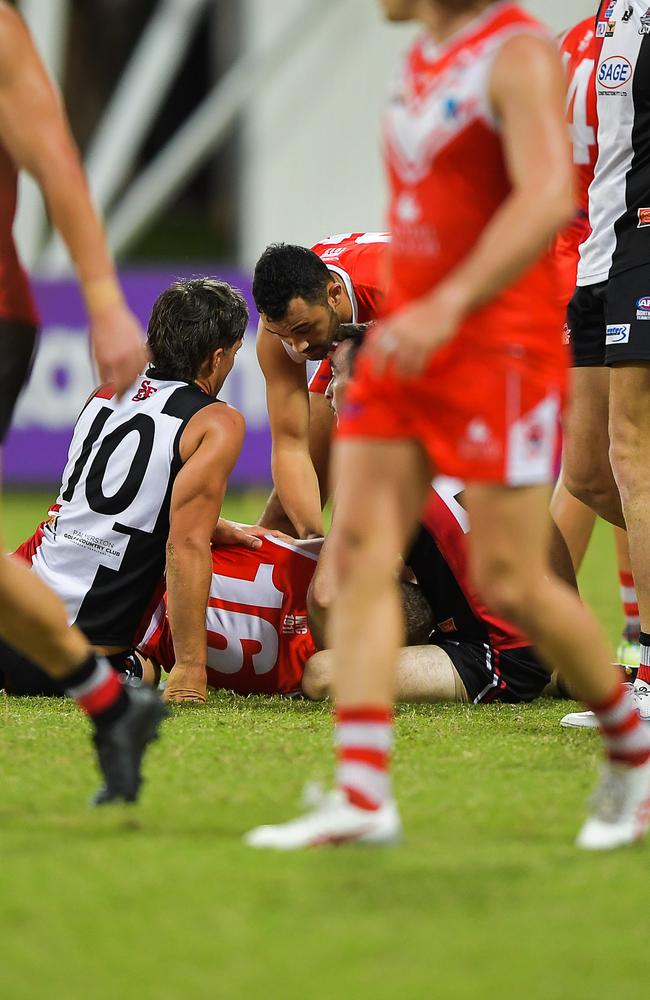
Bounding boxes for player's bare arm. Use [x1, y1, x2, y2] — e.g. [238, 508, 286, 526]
[165, 403, 246, 703]
[375, 34, 574, 377]
[0, 3, 146, 394]
[258, 387, 334, 536]
[257, 324, 323, 538]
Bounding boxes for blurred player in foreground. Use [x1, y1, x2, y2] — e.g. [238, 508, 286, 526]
[254, 234, 388, 538]
[0, 2, 162, 802]
[3, 280, 252, 728]
[247, 0, 650, 853]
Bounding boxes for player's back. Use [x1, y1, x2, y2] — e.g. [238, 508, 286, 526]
[310, 232, 389, 323]
[139, 535, 318, 696]
[29, 374, 216, 647]
[384, 2, 561, 351]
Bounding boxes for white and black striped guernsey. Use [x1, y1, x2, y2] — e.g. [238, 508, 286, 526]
[578, 1, 650, 286]
[30, 375, 217, 647]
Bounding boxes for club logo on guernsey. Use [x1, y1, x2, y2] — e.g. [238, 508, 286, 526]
[606, 323, 631, 344]
[598, 56, 632, 90]
[641, 10, 650, 34]
[636, 297, 650, 320]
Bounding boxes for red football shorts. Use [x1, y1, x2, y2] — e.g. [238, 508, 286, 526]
[337, 317, 568, 486]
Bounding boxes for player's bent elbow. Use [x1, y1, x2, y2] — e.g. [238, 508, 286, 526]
[301, 651, 332, 701]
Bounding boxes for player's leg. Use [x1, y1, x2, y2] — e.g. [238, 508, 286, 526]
[464, 482, 650, 849]
[302, 645, 468, 703]
[246, 436, 431, 848]
[561, 367, 623, 528]
[609, 363, 650, 713]
[550, 477, 597, 571]
[613, 524, 640, 667]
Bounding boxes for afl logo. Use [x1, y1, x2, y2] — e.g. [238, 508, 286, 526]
[598, 56, 632, 89]
[637, 297, 650, 311]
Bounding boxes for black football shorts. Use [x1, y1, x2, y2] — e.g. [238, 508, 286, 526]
[566, 265, 650, 367]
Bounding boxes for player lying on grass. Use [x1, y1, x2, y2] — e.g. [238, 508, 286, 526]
[134, 536, 439, 702]
[0, 278, 264, 715]
[253, 235, 388, 538]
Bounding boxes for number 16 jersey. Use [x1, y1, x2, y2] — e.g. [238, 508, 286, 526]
[28, 376, 217, 647]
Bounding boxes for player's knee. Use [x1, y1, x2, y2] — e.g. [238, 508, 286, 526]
[609, 425, 649, 503]
[301, 651, 331, 700]
[563, 471, 617, 520]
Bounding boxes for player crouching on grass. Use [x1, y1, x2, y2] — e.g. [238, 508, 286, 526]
[0, 279, 267, 727]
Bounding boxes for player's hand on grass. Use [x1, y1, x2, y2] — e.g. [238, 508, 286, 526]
[372, 285, 466, 378]
[90, 301, 148, 397]
[163, 662, 208, 704]
[212, 519, 294, 549]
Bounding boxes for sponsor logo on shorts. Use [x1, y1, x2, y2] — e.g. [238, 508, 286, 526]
[636, 297, 650, 320]
[597, 56, 632, 93]
[438, 618, 457, 633]
[563, 322, 571, 345]
[606, 323, 631, 344]
[639, 208, 650, 228]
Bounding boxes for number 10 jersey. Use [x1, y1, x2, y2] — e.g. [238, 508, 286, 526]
[29, 376, 217, 647]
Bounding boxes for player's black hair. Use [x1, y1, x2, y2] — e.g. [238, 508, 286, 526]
[401, 581, 435, 646]
[252, 243, 332, 320]
[146, 278, 248, 383]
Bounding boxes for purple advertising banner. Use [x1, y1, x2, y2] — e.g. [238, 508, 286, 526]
[4, 267, 273, 487]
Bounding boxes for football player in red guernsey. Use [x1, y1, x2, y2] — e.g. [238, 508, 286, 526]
[253, 234, 388, 538]
[247, 0, 650, 853]
[0, 3, 163, 804]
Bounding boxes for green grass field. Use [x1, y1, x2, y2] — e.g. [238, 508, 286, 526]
[1, 491, 643, 1000]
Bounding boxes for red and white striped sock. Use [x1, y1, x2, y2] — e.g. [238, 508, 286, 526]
[336, 706, 393, 811]
[588, 683, 650, 767]
[619, 570, 640, 643]
[64, 654, 127, 724]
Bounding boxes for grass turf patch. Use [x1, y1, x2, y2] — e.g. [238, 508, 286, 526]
[0, 498, 640, 999]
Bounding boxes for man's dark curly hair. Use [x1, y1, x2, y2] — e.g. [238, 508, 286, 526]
[252, 243, 332, 320]
[146, 278, 248, 383]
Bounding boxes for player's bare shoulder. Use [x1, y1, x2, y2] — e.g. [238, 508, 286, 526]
[179, 399, 245, 465]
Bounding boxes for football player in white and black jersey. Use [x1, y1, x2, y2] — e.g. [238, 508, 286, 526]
[564, 1, 650, 720]
[2, 278, 251, 729]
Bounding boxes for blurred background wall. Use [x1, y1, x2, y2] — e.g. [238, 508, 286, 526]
[6, 0, 597, 487]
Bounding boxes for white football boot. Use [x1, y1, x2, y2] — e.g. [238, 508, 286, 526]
[576, 757, 650, 850]
[632, 679, 650, 721]
[244, 785, 402, 850]
[560, 681, 640, 730]
[560, 709, 600, 730]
